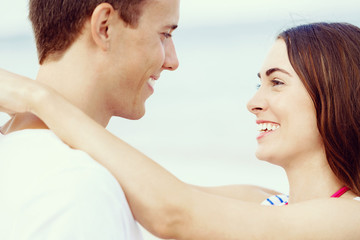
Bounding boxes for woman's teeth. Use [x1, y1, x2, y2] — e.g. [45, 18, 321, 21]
[258, 123, 280, 132]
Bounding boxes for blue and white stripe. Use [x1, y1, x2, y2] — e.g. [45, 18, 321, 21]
[261, 194, 289, 206]
[262, 195, 360, 206]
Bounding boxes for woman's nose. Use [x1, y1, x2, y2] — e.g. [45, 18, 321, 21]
[247, 89, 267, 115]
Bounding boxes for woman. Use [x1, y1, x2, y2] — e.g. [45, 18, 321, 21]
[1, 22, 360, 239]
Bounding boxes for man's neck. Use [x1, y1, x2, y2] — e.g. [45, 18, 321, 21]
[1, 112, 48, 134]
[37, 45, 111, 127]
[3, 58, 111, 134]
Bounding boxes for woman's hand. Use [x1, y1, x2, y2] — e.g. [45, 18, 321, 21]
[0, 68, 49, 115]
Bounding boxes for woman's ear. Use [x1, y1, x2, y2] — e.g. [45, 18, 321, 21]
[90, 3, 117, 51]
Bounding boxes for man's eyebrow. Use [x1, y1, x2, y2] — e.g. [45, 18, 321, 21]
[257, 67, 292, 78]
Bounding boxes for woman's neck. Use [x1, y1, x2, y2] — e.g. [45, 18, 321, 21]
[284, 154, 344, 203]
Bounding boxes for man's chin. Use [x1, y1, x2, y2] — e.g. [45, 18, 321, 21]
[115, 109, 146, 120]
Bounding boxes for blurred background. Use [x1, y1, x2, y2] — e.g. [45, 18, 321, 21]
[1, 0, 360, 239]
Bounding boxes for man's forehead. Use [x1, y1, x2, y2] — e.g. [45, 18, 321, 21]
[142, 0, 180, 25]
[145, 0, 180, 14]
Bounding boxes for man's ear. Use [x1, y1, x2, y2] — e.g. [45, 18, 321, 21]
[90, 3, 117, 51]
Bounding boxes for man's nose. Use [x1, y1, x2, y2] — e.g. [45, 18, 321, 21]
[163, 39, 179, 71]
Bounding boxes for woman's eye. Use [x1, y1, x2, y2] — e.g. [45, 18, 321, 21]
[256, 79, 283, 90]
[271, 79, 284, 87]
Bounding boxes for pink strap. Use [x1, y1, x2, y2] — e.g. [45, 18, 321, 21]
[331, 186, 350, 198]
[285, 186, 350, 205]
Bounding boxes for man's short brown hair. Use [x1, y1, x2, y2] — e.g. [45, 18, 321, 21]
[29, 0, 148, 64]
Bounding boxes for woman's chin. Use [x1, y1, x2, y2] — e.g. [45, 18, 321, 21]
[255, 150, 283, 166]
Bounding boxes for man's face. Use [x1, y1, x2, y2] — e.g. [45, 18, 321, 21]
[104, 0, 180, 120]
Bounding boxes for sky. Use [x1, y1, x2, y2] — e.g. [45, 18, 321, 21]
[1, 0, 360, 37]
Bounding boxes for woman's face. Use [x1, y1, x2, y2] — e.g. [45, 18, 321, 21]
[247, 39, 324, 167]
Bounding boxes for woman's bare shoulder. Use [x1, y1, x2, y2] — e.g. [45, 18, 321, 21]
[191, 184, 283, 203]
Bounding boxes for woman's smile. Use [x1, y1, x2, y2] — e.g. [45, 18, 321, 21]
[256, 121, 280, 140]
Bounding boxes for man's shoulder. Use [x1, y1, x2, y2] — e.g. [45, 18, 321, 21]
[0, 129, 124, 202]
[1, 128, 83, 155]
[0, 130, 144, 240]
[1, 129, 97, 167]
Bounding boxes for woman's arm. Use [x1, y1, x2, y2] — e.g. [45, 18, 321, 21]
[0, 69, 43, 115]
[1, 68, 360, 239]
[190, 184, 280, 202]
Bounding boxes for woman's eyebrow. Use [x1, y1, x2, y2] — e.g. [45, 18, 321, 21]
[257, 67, 292, 78]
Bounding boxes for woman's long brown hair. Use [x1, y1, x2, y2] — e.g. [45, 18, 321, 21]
[279, 22, 360, 195]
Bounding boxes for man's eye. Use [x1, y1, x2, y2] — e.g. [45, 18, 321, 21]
[162, 32, 172, 39]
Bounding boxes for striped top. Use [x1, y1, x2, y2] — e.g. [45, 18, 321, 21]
[262, 192, 360, 206]
[261, 194, 289, 206]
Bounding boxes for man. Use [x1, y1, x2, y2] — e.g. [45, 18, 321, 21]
[0, 0, 179, 239]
